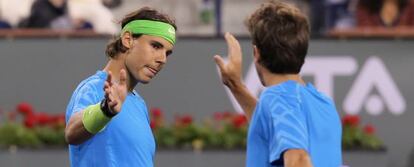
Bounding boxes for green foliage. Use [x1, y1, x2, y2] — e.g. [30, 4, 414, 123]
[0, 123, 41, 148]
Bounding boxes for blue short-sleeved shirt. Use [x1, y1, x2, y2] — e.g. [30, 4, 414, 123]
[66, 71, 155, 167]
[246, 80, 342, 167]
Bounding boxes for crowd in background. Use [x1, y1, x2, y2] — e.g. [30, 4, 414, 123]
[311, 0, 414, 36]
[0, 0, 413, 37]
[0, 0, 120, 34]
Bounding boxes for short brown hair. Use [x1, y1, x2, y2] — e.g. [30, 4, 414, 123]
[246, 1, 309, 74]
[105, 7, 177, 58]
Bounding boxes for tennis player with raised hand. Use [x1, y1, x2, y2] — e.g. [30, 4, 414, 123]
[64, 7, 177, 167]
[214, 1, 342, 167]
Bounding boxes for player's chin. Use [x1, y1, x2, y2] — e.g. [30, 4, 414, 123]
[136, 72, 155, 84]
[140, 80, 151, 84]
[139, 76, 153, 84]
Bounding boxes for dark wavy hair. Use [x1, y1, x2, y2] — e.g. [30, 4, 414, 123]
[245, 1, 310, 74]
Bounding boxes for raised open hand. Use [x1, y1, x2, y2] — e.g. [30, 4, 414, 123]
[103, 69, 128, 113]
[214, 32, 243, 89]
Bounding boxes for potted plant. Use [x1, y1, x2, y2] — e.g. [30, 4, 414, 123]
[341, 114, 387, 167]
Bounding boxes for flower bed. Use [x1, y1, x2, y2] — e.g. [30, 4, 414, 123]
[150, 108, 248, 150]
[0, 102, 65, 149]
[0, 103, 385, 152]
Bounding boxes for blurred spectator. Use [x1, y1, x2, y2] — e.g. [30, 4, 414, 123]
[356, 0, 414, 27]
[21, 0, 72, 29]
[102, 0, 122, 9]
[325, 0, 356, 29]
[310, 0, 356, 36]
[0, 0, 34, 28]
[0, 21, 11, 29]
[309, 0, 326, 36]
[68, 0, 118, 34]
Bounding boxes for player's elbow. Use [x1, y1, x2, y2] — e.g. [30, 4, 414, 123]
[65, 111, 93, 145]
[283, 149, 313, 167]
[65, 125, 82, 145]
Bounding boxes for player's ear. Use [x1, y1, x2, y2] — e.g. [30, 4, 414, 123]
[253, 45, 261, 63]
[121, 31, 133, 49]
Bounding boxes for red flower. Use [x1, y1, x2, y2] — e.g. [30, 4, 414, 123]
[181, 115, 193, 125]
[175, 114, 193, 126]
[24, 114, 37, 128]
[363, 124, 376, 135]
[48, 113, 65, 128]
[342, 115, 360, 127]
[37, 112, 50, 125]
[151, 108, 163, 118]
[232, 114, 247, 128]
[16, 102, 34, 116]
[48, 113, 65, 126]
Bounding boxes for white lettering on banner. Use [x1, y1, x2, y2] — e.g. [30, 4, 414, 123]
[221, 56, 406, 115]
[301, 56, 357, 99]
[343, 56, 406, 115]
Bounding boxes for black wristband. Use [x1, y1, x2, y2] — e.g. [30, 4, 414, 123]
[100, 98, 117, 118]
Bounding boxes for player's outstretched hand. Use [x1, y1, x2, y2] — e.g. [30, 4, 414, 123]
[103, 69, 128, 113]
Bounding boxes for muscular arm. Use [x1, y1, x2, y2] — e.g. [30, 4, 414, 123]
[283, 149, 313, 167]
[65, 111, 93, 145]
[227, 81, 257, 121]
[64, 70, 128, 145]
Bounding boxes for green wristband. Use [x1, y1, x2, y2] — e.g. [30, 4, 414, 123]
[82, 103, 111, 134]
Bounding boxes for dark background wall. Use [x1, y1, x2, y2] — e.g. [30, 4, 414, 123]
[0, 38, 413, 167]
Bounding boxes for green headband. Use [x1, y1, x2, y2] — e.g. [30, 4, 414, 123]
[122, 20, 176, 45]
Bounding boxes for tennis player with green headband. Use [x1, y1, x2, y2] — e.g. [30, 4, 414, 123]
[65, 7, 177, 167]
